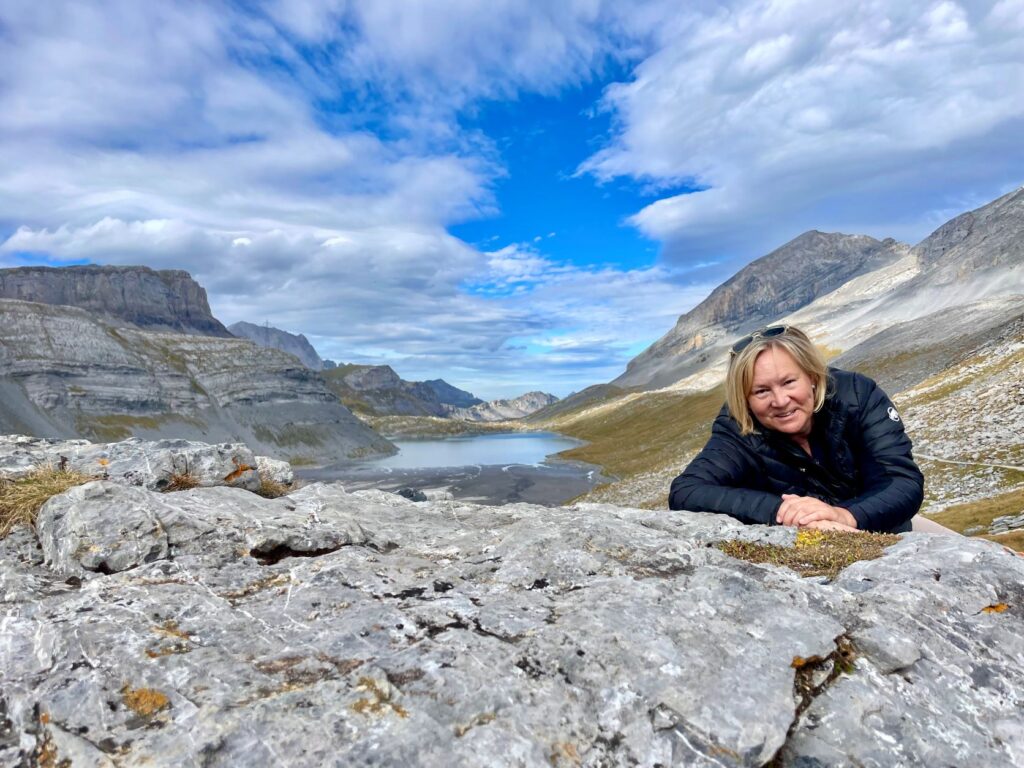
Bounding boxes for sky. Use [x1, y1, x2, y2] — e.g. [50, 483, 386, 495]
[1, 0, 1023, 399]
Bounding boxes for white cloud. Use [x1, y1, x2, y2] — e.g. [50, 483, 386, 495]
[582, 0, 1024, 257]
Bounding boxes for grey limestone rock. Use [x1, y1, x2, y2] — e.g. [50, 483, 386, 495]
[255, 454, 294, 485]
[452, 391, 560, 422]
[0, 300, 395, 463]
[0, 264, 231, 337]
[0, 435, 261, 492]
[2, 461, 1022, 766]
[36, 481, 170, 577]
[228, 320, 325, 370]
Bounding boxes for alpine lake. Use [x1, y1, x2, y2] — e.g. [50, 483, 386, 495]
[295, 431, 610, 506]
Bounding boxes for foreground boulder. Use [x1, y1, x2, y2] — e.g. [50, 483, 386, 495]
[1, 480, 1022, 766]
[0, 435, 264, 491]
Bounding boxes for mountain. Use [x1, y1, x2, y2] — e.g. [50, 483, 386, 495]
[451, 391, 560, 422]
[614, 232, 908, 389]
[322, 365, 481, 417]
[0, 299, 394, 463]
[229, 321, 324, 370]
[0, 265, 232, 337]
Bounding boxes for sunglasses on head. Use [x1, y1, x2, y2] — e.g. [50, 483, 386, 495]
[730, 325, 788, 356]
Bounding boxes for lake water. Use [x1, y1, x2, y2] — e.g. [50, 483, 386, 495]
[368, 431, 584, 469]
[297, 431, 608, 506]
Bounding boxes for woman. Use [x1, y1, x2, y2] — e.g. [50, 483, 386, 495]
[669, 325, 923, 533]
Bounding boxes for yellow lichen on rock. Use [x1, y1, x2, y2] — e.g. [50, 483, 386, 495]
[122, 685, 170, 717]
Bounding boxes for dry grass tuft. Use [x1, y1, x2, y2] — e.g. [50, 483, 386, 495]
[255, 472, 290, 499]
[163, 472, 200, 493]
[0, 465, 94, 538]
[716, 529, 901, 580]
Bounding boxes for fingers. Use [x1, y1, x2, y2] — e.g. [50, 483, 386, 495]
[778, 495, 832, 526]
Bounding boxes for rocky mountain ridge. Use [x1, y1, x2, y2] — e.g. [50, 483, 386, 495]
[0, 299, 394, 463]
[614, 232, 909, 389]
[323, 364, 483, 418]
[228, 321, 325, 370]
[2, 436, 1022, 767]
[0, 265, 231, 337]
[449, 391, 560, 422]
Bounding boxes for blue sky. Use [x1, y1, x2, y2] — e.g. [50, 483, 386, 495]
[1, 1, 1023, 399]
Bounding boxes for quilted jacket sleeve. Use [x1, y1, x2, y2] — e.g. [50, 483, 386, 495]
[668, 425, 782, 526]
[840, 375, 924, 532]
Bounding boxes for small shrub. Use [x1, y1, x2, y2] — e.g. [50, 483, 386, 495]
[0, 465, 94, 538]
[163, 472, 200, 493]
[255, 472, 289, 499]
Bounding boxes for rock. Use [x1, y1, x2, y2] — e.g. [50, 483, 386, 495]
[395, 487, 428, 502]
[228, 321, 325, 370]
[0, 302, 395, 463]
[2, 459, 1022, 766]
[255, 455, 294, 486]
[36, 481, 170, 576]
[0, 435, 261, 492]
[0, 264, 231, 337]
[451, 391, 560, 422]
[322, 364, 482, 418]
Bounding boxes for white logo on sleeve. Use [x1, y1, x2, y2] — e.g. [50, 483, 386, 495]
[887, 406, 901, 422]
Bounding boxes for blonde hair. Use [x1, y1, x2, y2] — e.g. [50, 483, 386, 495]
[725, 325, 829, 435]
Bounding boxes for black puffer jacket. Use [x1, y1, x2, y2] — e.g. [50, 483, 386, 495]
[668, 368, 923, 533]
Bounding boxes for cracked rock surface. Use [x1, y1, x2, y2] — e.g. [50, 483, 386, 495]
[2, 475, 1023, 766]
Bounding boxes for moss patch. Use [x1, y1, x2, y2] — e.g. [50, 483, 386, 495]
[0, 465, 94, 538]
[716, 529, 901, 579]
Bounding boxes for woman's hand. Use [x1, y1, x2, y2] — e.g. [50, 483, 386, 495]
[777, 494, 858, 529]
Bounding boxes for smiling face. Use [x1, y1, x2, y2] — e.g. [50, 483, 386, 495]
[747, 345, 816, 439]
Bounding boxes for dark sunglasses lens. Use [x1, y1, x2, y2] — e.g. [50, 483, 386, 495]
[730, 325, 787, 355]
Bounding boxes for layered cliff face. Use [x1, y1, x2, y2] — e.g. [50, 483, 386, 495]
[2, 441, 1023, 767]
[228, 321, 325, 370]
[0, 299, 394, 463]
[615, 232, 908, 389]
[0, 265, 232, 337]
[323, 364, 482, 418]
[451, 391, 560, 422]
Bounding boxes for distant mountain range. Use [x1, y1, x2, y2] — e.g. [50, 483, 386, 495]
[0, 264, 556, 457]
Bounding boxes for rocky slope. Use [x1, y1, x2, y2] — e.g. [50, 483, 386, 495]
[2, 437, 1022, 767]
[614, 233, 908, 389]
[228, 321, 325, 370]
[323, 364, 482, 418]
[0, 265, 231, 337]
[0, 299, 394, 463]
[451, 391, 560, 422]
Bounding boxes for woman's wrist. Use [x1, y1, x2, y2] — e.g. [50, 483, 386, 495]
[832, 506, 857, 528]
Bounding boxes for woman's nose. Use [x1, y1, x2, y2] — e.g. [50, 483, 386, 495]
[769, 388, 788, 407]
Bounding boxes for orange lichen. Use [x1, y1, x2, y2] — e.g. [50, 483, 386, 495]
[122, 686, 170, 717]
[982, 603, 1010, 614]
[223, 456, 256, 483]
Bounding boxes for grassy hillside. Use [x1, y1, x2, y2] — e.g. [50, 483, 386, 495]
[535, 385, 726, 509]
